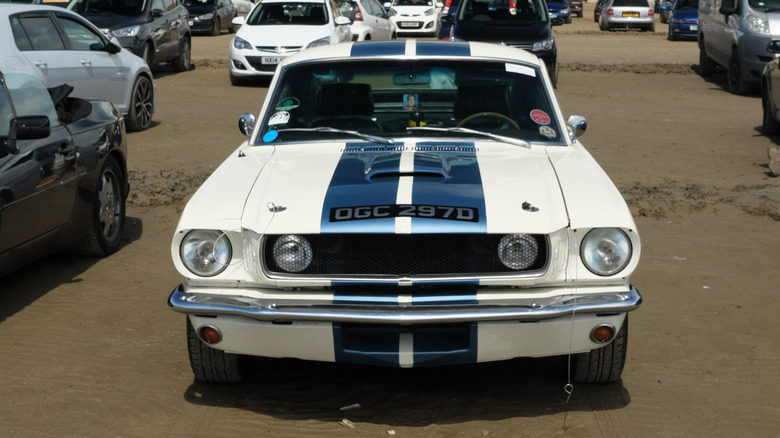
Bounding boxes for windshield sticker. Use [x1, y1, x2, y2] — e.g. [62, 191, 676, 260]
[539, 125, 556, 139]
[268, 111, 290, 126]
[530, 109, 550, 125]
[505, 63, 536, 77]
[262, 130, 279, 143]
[275, 97, 300, 111]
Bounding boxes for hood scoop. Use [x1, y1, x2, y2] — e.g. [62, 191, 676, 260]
[365, 151, 451, 182]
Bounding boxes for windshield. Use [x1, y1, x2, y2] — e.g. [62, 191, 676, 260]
[246, 1, 330, 24]
[457, 0, 549, 24]
[67, 0, 148, 16]
[673, 0, 696, 9]
[258, 58, 563, 145]
[393, 0, 434, 6]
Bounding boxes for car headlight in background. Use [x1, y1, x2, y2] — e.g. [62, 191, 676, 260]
[306, 36, 331, 49]
[233, 36, 252, 50]
[498, 234, 539, 270]
[532, 37, 555, 52]
[112, 24, 141, 37]
[273, 235, 313, 273]
[180, 230, 232, 277]
[197, 13, 214, 20]
[580, 228, 632, 276]
[424, 7, 434, 15]
[745, 12, 769, 34]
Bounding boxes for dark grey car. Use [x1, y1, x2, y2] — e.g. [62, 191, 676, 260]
[67, 0, 192, 71]
[184, 0, 238, 36]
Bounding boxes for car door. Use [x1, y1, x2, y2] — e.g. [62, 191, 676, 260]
[10, 12, 86, 92]
[0, 73, 78, 254]
[219, 0, 237, 28]
[365, 0, 393, 39]
[53, 13, 129, 113]
[150, 0, 176, 60]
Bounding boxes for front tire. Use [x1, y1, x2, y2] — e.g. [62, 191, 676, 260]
[172, 38, 191, 72]
[126, 75, 154, 131]
[211, 17, 221, 36]
[73, 155, 125, 256]
[187, 318, 249, 383]
[570, 317, 628, 383]
[728, 48, 753, 95]
[763, 85, 780, 135]
[698, 42, 716, 77]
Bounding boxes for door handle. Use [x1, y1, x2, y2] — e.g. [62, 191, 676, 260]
[80, 59, 92, 66]
[33, 61, 48, 68]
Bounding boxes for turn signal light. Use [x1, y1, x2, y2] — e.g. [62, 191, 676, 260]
[199, 325, 222, 344]
[591, 324, 615, 343]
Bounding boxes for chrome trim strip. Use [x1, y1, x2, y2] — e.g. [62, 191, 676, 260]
[168, 286, 641, 324]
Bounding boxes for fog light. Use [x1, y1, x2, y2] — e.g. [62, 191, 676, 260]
[590, 324, 615, 343]
[199, 325, 222, 344]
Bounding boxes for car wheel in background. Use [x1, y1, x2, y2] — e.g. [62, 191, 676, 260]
[229, 70, 246, 86]
[187, 318, 250, 383]
[73, 155, 126, 256]
[698, 43, 716, 77]
[211, 18, 221, 36]
[570, 317, 628, 383]
[172, 38, 192, 72]
[668, 26, 675, 40]
[728, 48, 753, 95]
[229, 14, 238, 33]
[126, 75, 154, 131]
[762, 88, 780, 135]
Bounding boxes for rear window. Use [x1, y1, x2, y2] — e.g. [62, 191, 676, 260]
[611, 0, 649, 6]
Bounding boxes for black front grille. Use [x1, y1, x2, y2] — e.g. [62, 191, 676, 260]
[263, 234, 547, 277]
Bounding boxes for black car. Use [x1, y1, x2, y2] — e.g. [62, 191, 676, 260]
[443, 0, 560, 86]
[593, 0, 607, 21]
[0, 71, 128, 277]
[67, 0, 192, 71]
[184, 0, 238, 36]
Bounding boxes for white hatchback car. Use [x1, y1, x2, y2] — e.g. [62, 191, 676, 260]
[169, 40, 642, 385]
[0, 4, 155, 131]
[229, 0, 352, 84]
[337, 0, 395, 41]
[388, 0, 442, 36]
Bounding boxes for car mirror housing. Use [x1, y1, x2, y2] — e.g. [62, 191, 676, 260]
[238, 113, 256, 140]
[566, 114, 587, 140]
[1, 116, 51, 156]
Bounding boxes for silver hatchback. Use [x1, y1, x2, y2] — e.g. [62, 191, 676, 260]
[599, 0, 655, 32]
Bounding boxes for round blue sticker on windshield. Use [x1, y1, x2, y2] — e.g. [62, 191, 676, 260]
[263, 130, 279, 143]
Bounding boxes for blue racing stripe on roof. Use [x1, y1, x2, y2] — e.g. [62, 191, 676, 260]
[415, 40, 471, 56]
[350, 40, 407, 57]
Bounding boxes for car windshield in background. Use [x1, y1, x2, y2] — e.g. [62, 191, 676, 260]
[393, 0, 434, 5]
[458, 0, 549, 25]
[611, 0, 649, 6]
[674, 0, 697, 8]
[68, 0, 148, 16]
[260, 58, 563, 145]
[245, 2, 329, 25]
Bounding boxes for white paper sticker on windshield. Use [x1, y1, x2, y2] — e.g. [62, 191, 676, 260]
[269, 111, 290, 126]
[505, 63, 536, 77]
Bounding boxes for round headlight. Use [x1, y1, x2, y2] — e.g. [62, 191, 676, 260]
[180, 230, 232, 277]
[498, 234, 539, 270]
[273, 235, 313, 273]
[580, 228, 632, 276]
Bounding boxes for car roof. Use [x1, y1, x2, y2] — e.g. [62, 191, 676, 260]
[278, 39, 544, 68]
[0, 3, 78, 14]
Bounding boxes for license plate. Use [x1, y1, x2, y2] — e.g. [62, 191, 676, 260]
[330, 204, 479, 223]
[690, 24, 697, 30]
[262, 56, 284, 65]
[399, 21, 419, 28]
[622, 11, 639, 17]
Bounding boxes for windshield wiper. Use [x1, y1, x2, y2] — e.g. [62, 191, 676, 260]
[275, 127, 395, 146]
[406, 126, 531, 148]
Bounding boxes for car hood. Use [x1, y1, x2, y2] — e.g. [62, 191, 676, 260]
[179, 141, 574, 235]
[452, 20, 552, 45]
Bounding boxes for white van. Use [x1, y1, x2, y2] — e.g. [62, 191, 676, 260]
[698, 0, 780, 94]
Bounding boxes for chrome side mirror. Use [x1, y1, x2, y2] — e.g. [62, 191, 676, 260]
[238, 113, 256, 141]
[566, 114, 587, 141]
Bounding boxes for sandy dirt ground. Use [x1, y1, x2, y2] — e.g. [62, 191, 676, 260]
[2, 3, 780, 437]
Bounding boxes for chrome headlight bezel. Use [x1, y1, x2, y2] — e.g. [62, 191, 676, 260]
[580, 228, 632, 276]
[180, 229, 233, 277]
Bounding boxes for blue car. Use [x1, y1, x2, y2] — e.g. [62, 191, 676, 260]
[438, 0, 460, 39]
[667, 0, 698, 40]
[547, 0, 571, 24]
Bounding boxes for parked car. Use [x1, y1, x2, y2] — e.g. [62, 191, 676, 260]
[387, 0, 442, 36]
[444, 0, 560, 86]
[698, 0, 779, 94]
[568, 0, 582, 17]
[167, 40, 642, 385]
[337, 0, 395, 40]
[1, 4, 155, 131]
[0, 69, 128, 277]
[437, 0, 459, 38]
[66, 0, 192, 72]
[667, 0, 697, 40]
[598, 0, 655, 32]
[184, 0, 238, 36]
[593, 0, 607, 21]
[658, 0, 671, 22]
[761, 45, 780, 135]
[229, 0, 352, 85]
[547, 0, 571, 24]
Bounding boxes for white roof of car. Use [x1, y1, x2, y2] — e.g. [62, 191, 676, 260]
[278, 39, 545, 68]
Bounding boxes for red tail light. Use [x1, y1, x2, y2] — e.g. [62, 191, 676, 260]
[355, 5, 362, 20]
[607, 8, 614, 15]
[648, 8, 654, 15]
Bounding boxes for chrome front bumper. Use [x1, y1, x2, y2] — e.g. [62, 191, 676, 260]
[168, 285, 642, 325]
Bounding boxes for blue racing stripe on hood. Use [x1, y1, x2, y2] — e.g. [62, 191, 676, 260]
[410, 142, 487, 233]
[350, 40, 407, 57]
[415, 41, 471, 56]
[321, 143, 402, 233]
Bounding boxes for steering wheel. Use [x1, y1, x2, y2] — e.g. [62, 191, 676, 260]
[457, 112, 520, 129]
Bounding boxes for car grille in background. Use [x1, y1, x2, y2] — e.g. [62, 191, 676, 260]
[263, 234, 548, 277]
